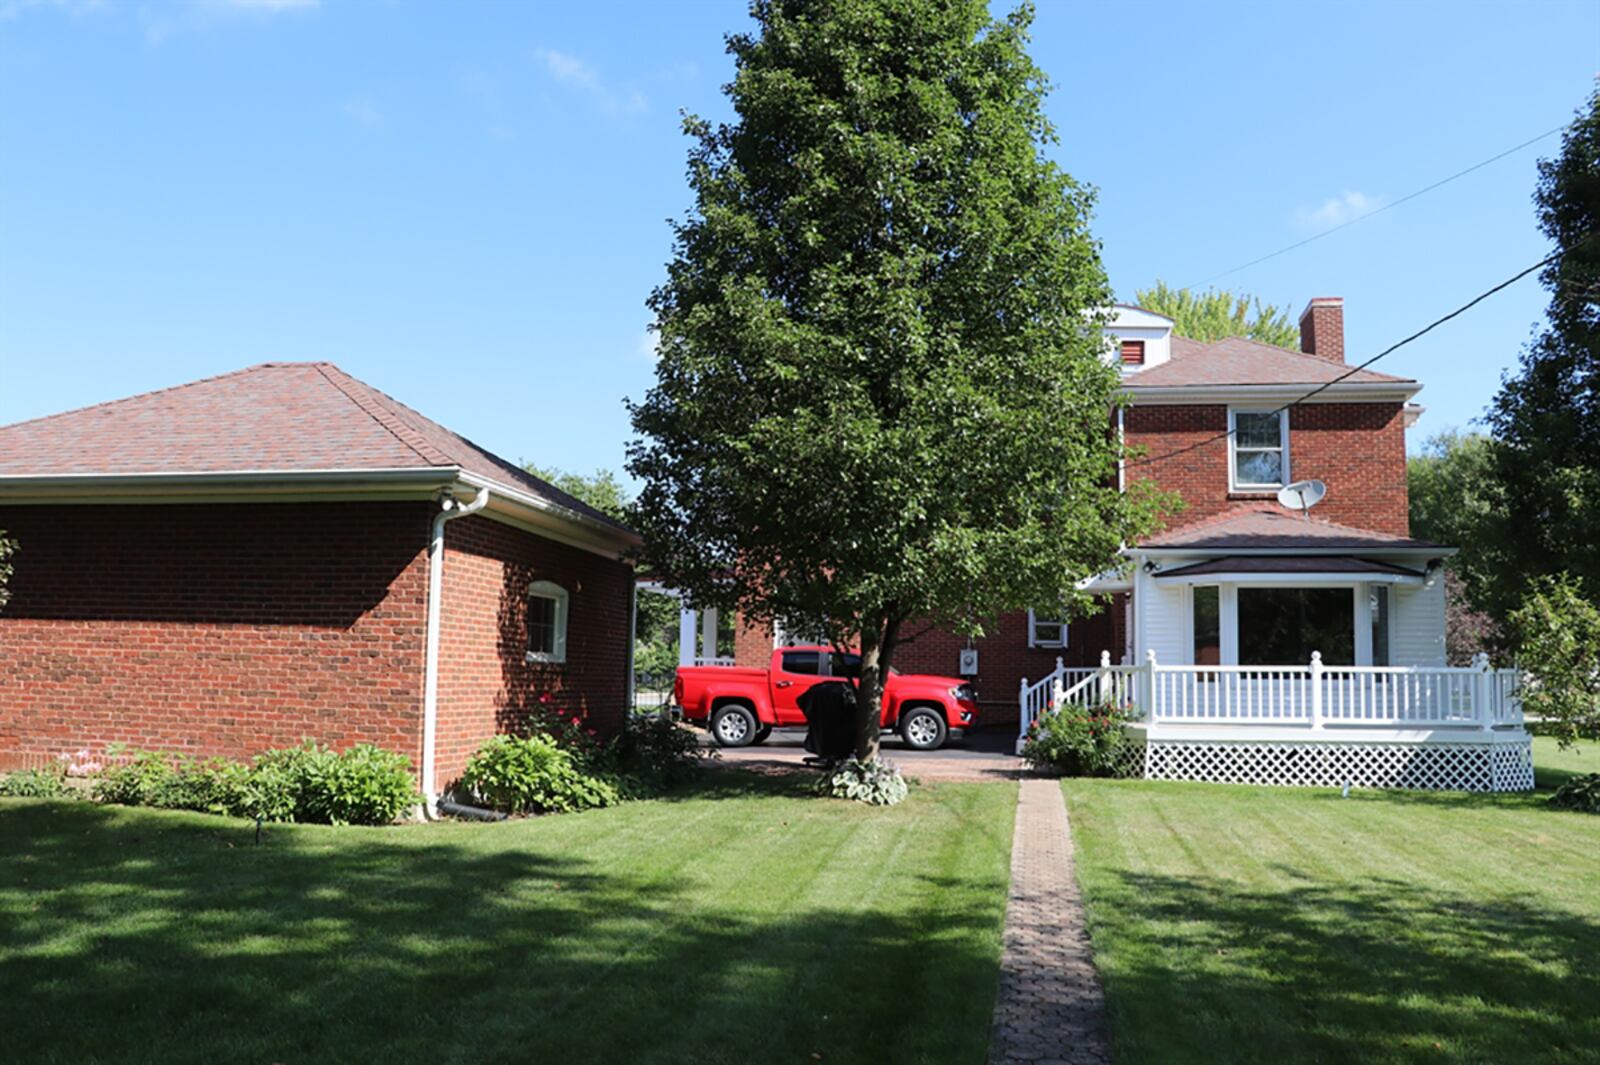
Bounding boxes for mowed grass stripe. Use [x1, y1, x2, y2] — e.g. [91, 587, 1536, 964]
[0, 773, 1015, 1065]
[1063, 737, 1600, 1065]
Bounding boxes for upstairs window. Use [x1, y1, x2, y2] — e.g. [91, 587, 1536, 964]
[1229, 408, 1289, 489]
[525, 581, 570, 664]
[1120, 339, 1145, 365]
[1027, 609, 1068, 649]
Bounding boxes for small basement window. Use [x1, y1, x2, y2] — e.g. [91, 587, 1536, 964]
[525, 580, 569, 664]
[1230, 408, 1289, 489]
[1120, 339, 1145, 365]
[1027, 609, 1068, 649]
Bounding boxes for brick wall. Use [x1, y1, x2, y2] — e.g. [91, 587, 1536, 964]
[432, 514, 634, 788]
[895, 601, 1125, 726]
[733, 615, 773, 667]
[1125, 402, 1409, 535]
[0, 502, 431, 771]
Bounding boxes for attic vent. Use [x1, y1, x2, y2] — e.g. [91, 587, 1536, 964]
[1120, 340, 1146, 365]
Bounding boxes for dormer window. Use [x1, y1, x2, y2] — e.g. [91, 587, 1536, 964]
[1229, 408, 1289, 490]
[1120, 339, 1145, 365]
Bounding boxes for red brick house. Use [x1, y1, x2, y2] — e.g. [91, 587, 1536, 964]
[0, 363, 639, 804]
[668, 299, 1532, 791]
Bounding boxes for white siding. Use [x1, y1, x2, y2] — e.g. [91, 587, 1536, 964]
[1135, 567, 1190, 664]
[1390, 578, 1447, 667]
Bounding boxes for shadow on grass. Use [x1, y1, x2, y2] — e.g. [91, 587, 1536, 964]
[0, 795, 1001, 1065]
[1094, 869, 1600, 1064]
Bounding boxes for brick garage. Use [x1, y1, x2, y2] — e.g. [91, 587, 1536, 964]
[0, 363, 639, 800]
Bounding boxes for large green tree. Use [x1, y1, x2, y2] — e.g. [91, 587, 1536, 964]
[1132, 282, 1298, 347]
[628, 0, 1168, 762]
[1407, 432, 1503, 660]
[1481, 90, 1600, 619]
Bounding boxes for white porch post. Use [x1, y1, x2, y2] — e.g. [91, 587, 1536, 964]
[1474, 652, 1493, 731]
[1310, 651, 1324, 729]
[1098, 650, 1112, 702]
[1143, 649, 1157, 719]
[677, 606, 698, 667]
[701, 607, 719, 662]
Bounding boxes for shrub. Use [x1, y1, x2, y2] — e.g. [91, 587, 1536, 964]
[243, 742, 336, 822]
[1023, 698, 1141, 777]
[459, 734, 620, 815]
[309, 744, 418, 826]
[1550, 772, 1600, 814]
[92, 742, 416, 825]
[816, 757, 908, 806]
[607, 714, 708, 795]
[0, 765, 72, 799]
[94, 749, 180, 806]
[161, 758, 252, 816]
[1508, 573, 1600, 748]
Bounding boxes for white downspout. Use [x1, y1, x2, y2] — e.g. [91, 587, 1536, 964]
[421, 485, 490, 815]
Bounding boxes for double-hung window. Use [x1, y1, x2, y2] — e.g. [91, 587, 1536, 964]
[1229, 408, 1288, 490]
[1027, 609, 1067, 649]
[525, 580, 570, 664]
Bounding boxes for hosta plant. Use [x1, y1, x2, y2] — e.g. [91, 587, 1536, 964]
[815, 757, 909, 807]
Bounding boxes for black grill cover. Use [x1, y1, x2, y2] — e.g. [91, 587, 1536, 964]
[798, 682, 857, 760]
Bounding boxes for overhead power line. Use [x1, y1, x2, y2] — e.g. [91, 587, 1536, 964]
[1184, 125, 1565, 289]
[1123, 250, 1564, 472]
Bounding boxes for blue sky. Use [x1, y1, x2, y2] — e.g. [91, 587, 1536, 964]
[2, 0, 1596, 486]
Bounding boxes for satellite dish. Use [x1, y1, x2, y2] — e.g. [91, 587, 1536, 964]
[1277, 479, 1327, 519]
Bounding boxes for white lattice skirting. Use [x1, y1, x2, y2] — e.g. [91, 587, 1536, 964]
[1142, 738, 1535, 792]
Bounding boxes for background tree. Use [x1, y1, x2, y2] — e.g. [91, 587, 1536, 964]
[628, 0, 1170, 763]
[1507, 573, 1600, 746]
[0, 532, 13, 613]
[524, 465, 681, 694]
[1132, 282, 1298, 347]
[1407, 430, 1505, 657]
[1481, 90, 1600, 621]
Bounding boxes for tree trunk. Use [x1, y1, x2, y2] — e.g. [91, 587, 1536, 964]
[853, 616, 899, 763]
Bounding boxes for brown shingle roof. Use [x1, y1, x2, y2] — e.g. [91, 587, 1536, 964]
[1127, 336, 1415, 388]
[1140, 507, 1447, 551]
[0, 362, 630, 532]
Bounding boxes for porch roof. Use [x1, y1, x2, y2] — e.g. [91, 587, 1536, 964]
[1153, 554, 1426, 584]
[1138, 507, 1451, 555]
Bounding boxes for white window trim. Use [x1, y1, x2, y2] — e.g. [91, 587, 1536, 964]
[1026, 609, 1068, 649]
[1228, 407, 1290, 491]
[1190, 581, 1389, 666]
[524, 580, 570, 664]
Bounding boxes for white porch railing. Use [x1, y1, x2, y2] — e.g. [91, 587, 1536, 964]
[1019, 651, 1524, 746]
[692, 656, 737, 667]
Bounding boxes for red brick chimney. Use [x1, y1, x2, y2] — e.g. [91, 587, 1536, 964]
[1298, 297, 1345, 362]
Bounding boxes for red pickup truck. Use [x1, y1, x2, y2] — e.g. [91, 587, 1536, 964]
[674, 646, 979, 750]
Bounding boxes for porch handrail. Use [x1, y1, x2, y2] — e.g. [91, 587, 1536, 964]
[1019, 650, 1524, 742]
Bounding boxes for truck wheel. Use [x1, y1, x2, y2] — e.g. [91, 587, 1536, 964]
[898, 707, 948, 751]
[753, 723, 773, 745]
[711, 704, 759, 747]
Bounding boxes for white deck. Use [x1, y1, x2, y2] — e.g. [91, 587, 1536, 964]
[1019, 652, 1532, 791]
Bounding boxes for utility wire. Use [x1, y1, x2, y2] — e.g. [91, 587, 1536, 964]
[1183, 125, 1565, 289]
[1123, 250, 1563, 472]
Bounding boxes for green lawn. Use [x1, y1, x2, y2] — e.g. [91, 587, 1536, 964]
[0, 774, 1014, 1065]
[1064, 737, 1600, 1065]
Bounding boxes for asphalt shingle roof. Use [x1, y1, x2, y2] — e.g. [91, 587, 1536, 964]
[1127, 336, 1415, 388]
[0, 361, 631, 533]
[1141, 507, 1447, 551]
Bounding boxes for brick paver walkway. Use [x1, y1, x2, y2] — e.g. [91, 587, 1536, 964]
[988, 779, 1110, 1065]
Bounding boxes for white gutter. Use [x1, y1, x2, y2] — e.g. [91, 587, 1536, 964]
[455, 469, 642, 554]
[420, 484, 490, 815]
[1122, 383, 1421, 404]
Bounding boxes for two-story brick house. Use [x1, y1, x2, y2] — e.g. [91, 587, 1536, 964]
[681, 298, 1532, 790]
